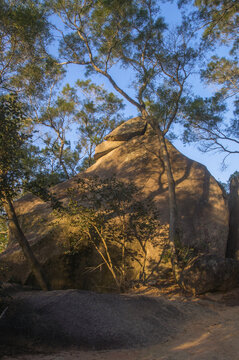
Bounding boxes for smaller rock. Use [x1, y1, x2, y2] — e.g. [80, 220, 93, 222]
[94, 140, 125, 160]
[104, 117, 147, 141]
[179, 255, 239, 295]
[227, 174, 239, 259]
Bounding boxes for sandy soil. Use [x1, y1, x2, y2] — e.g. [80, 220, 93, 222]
[2, 288, 239, 360]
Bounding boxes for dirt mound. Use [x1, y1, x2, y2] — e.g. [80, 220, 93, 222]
[0, 288, 213, 356]
[2, 288, 239, 360]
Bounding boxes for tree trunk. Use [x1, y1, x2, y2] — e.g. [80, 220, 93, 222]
[5, 197, 50, 291]
[142, 110, 181, 281]
[156, 129, 181, 281]
[60, 159, 70, 180]
[59, 140, 70, 179]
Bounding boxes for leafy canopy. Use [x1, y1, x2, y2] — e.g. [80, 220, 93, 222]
[0, 94, 28, 201]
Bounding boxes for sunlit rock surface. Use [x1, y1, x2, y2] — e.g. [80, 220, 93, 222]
[0, 118, 229, 291]
[94, 140, 125, 160]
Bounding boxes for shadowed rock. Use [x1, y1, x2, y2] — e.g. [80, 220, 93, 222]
[179, 255, 239, 295]
[104, 117, 147, 141]
[0, 288, 208, 352]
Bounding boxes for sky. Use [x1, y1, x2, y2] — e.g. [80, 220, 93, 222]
[49, 1, 238, 185]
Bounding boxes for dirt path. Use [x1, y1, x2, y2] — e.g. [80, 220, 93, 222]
[2, 290, 239, 360]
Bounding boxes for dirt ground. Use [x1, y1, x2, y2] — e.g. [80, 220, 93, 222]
[2, 287, 239, 360]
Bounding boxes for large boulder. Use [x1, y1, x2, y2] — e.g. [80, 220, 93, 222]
[179, 255, 239, 295]
[0, 118, 229, 291]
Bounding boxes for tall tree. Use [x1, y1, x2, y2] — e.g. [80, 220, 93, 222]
[0, 0, 52, 93]
[45, 0, 202, 279]
[0, 94, 49, 290]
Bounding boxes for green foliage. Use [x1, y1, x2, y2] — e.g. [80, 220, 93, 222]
[0, 94, 29, 253]
[0, 0, 52, 94]
[0, 94, 28, 202]
[200, 56, 238, 154]
[228, 170, 239, 192]
[56, 176, 160, 290]
[75, 80, 125, 166]
[179, 0, 239, 162]
[45, 0, 202, 140]
[0, 94, 61, 200]
[182, 94, 226, 143]
[0, 215, 8, 253]
[195, 0, 238, 47]
[201, 56, 239, 98]
[230, 170, 239, 180]
[179, 0, 238, 48]
[32, 79, 124, 179]
[181, 95, 239, 163]
[47, 0, 166, 75]
[161, 245, 196, 269]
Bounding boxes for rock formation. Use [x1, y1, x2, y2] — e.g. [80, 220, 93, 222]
[0, 118, 230, 291]
[227, 174, 239, 259]
[179, 254, 239, 294]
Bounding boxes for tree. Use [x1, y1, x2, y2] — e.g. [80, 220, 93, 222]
[74, 80, 125, 168]
[57, 176, 160, 291]
[31, 78, 124, 179]
[197, 0, 239, 133]
[201, 56, 238, 99]
[0, 212, 8, 253]
[34, 83, 78, 180]
[178, 0, 238, 46]
[191, 0, 238, 44]
[0, 0, 52, 93]
[0, 94, 49, 290]
[44, 0, 203, 280]
[0, 0, 66, 180]
[178, 0, 239, 164]
[182, 94, 239, 165]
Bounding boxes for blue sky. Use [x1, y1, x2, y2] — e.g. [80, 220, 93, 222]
[49, 1, 238, 184]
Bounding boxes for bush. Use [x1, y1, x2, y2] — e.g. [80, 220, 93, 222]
[55, 176, 163, 291]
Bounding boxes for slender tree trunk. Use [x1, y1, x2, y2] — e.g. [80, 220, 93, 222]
[142, 110, 181, 281]
[59, 140, 70, 179]
[79, 43, 183, 281]
[4, 197, 50, 291]
[60, 159, 70, 179]
[156, 129, 181, 281]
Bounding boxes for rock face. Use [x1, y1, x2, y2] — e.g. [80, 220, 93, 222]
[94, 140, 125, 160]
[227, 174, 239, 259]
[179, 255, 239, 295]
[0, 118, 229, 291]
[104, 116, 147, 141]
